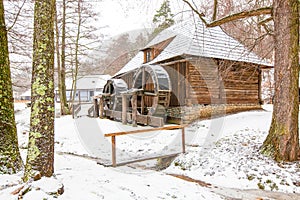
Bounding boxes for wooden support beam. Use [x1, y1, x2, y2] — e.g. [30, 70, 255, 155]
[122, 94, 127, 124]
[112, 136, 116, 167]
[93, 98, 99, 117]
[99, 97, 104, 118]
[182, 127, 186, 153]
[132, 93, 137, 127]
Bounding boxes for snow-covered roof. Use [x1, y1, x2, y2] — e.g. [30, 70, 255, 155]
[115, 51, 144, 76]
[148, 19, 272, 66]
[76, 75, 111, 90]
[20, 89, 31, 97]
[115, 18, 272, 76]
[58, 74, 111, 91]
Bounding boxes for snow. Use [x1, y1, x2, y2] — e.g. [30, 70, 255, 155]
[0, 103, 299, 199]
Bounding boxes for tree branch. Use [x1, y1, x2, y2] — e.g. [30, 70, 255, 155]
[212, 0, 218, 21]
[7, 0, 26, 32]
[182, 0, 272, 27]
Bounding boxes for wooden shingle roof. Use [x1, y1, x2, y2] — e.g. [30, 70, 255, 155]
[115, 18, 272, 76]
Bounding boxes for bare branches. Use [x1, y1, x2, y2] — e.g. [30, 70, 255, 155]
[182, 0, 272, 27]
[212, 0, 218, 21]
[7, 0, 26, 32]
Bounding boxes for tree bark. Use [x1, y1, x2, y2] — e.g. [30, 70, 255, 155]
[24, 0, 56, 181]
[0, 0, 23, 174]
[261, 0, 299, 161]
[58, 0, 69, 115]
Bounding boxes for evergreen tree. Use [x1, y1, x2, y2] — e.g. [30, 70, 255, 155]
[0, 0, 23, 174]
[152, 0, 174, 35]
[24, 0, 56, 181]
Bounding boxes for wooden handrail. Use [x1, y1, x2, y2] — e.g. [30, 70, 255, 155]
[104, 125, 186, 167]
[104, 125, 184, 137]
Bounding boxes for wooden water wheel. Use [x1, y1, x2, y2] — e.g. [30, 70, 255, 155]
[102, 79, 128, 111]
[132, 65, 172, 118]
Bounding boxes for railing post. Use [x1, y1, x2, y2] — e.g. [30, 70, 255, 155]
[112, 136, 116, 167]
[132, 93, 137, 127]
[99, 96, 104, 118]
[181, 126, 185, 153]
[122, 94, 127, 125]
[72, 104, 75, 119]
[93, 98, 99, 117]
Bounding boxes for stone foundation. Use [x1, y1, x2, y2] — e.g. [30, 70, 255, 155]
[167, 104, 262, 124]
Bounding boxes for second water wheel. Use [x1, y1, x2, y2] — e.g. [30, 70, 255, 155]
[132, 65, 172, 118]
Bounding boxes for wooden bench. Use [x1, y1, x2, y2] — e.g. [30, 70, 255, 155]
[104, 125, 186, 167]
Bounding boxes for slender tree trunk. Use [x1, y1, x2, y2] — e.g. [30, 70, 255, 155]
[58, 0, 69, 115]
[24, 0, 56, 181]
[0, 0, 23, 174]
[261, 0, 299, 161]
[71, 0, 82, 105]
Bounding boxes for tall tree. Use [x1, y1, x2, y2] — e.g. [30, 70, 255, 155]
[182, 0, 299, 161]
[0, 0, 23, 174]
[152, 0, 174, 35]
[56, 0, 69, 115]
[24, 0, 56, 181]
[261, 0, 299, 161]
[70, 0, 82, 104]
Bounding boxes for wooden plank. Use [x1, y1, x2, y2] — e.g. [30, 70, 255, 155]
[136, 114, 148, 125]
[112, 111, 122, 120]
[112, 136, 116, 167]
[104, 125, 184, 137]
[105, 110, 112, 117]
[148, 115, 164, 127]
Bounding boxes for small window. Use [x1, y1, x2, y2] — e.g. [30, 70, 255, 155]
[90, 91, 94, 97]
[146, 50, 151, 62]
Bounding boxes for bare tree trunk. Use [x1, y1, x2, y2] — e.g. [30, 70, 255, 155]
[71, 0, 82, 105]
[261, 0, 299, 161]
[24, 0, 56, 181]
[58, 0, 69, 115]
[0, 0, 23, 174]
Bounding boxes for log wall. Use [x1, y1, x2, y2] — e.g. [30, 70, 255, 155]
[118, 57, 261, 107]
[218, 59, 260, 104]
[181, 57, 260, 105]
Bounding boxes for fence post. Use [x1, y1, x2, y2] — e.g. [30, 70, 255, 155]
[72, 104, 75, 119]
[122, 94, 127, 125]
[182, 127, 185, 153]
[132, 93, 137, 127]
[93, 98, 99, 117]
[99, 96, 104, 118]
[112, 136, 116, 167]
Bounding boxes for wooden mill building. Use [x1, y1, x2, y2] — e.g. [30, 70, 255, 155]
[100, 18, 272, 125]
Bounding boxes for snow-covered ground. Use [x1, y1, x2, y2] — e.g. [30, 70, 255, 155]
[0, 103, 299, 199]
